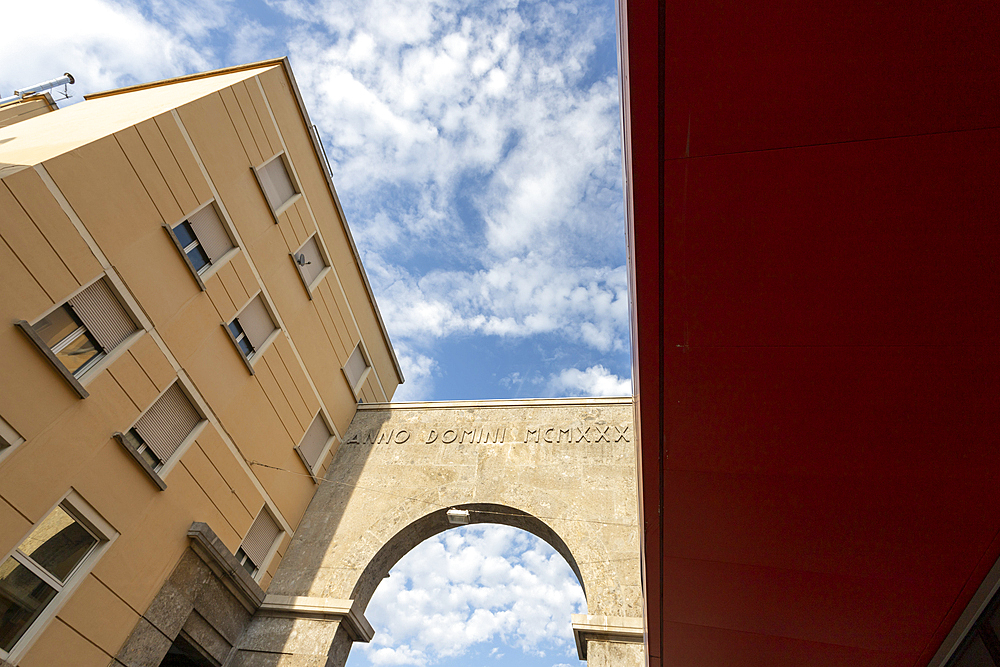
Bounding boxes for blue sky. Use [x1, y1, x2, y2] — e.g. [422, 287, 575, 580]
[1, 0, 627, 663]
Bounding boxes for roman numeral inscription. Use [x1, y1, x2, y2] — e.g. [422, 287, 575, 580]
[345, 424, 630, 446]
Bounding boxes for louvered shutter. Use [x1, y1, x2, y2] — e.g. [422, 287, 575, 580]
[299, 414, 331, 468]
[133, 383, 201, 462]
[238, 296, 275, 350]
[242, 508, 280, 568]
[259, 156, 296, 210]
[68, 279, 137, 351]
[188, 204, 233, 262]
[344, 344, 368, 389]
[297, 236, 325, 286]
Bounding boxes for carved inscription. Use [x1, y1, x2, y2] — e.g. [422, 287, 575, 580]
[345, 424, 629, 446]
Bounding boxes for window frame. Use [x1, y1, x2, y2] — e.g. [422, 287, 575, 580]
[0, 489, 118, 663]
[164, 200, 239, 291]
[16, 274, 145, 399]
[252, 152, 302, 222]
[0, 414, 25, 466]
[224, 293, 280, 374]
[343, 341, 372, 401]
[291, 232, 333, 298]
[113, 379, 208, 490]
[294, 410, 339, 482]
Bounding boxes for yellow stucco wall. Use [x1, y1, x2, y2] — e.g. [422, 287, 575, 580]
[0, 62, 399, 666]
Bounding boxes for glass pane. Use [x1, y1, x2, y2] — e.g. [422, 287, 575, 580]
[0, 556, 58, 652]
[18, 506, 97, 582]
[952, 633, 996, 667]
[186, 245, 210, 272]
[54, 329, 102, 376]
[32, 306, 79, 348]
[173, 221, 197, 248]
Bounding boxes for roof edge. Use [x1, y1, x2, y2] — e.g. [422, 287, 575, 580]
[358, 396, 634, 410]
[83, 58, 287, 101]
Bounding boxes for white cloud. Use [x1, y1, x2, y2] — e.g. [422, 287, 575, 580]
[0, 0, 221, 97]
[547, 365, 631, 397]
[356, 526, 585, 666]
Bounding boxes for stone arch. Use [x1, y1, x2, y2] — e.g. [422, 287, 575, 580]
[349, 502, 587, 611]
[229, 398, 643, 667]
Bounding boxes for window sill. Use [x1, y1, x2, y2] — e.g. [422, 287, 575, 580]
[249, 328, 281, 368]
[113, 432, 167, 491]
[158, 419, 208, 479]
[200, 246, 241, 283]
[16, 320, 89, 399]
[293, 445, 321, 484]
[345, 365, 371, 402]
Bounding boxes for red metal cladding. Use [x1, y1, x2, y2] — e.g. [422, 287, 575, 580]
[619, 0, 1000, 664]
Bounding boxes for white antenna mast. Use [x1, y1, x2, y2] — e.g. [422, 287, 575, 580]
[0, 72, 75, 106]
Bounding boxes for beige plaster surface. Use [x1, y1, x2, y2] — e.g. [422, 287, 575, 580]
[232, 397, 643, 666]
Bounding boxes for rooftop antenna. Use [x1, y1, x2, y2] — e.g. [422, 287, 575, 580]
[0, 73, 75, 107]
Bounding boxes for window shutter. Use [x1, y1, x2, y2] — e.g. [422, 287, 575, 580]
[297, 236, 325, 286]
[133, 383, 201, 462]
[188, 204, 233, 262]
[68, 279, 137, 351]
[259, 157, 296, 210]
[299, 414, 331, 468]
[344, 344, 368, 389]
[239, 296, 276, 350]
[242, 508, 280, 568]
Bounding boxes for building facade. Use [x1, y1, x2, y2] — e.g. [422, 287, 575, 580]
[0, 60, 402, 666]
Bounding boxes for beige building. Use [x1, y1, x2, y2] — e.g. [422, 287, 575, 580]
[0, 59, 402, 666]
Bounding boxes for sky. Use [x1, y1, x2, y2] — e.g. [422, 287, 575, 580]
[0, 0, 628, 664]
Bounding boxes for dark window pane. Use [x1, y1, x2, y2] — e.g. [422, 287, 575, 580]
[0, 557, 58, 652]
[228, 321, 243, 339]
[18, 506, 97, 582]
[54, 329, 102, 376]
[173, 221, 197, 248]
[33, 306, 79, 349]
[953, 634, 997, 667]
[185, 245, 210, 272]
[237, 337, 254, 357]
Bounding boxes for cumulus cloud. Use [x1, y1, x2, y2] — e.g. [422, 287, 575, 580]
[547, 365, 631, 397]
[0, 0, 226, 97]
[354, 526, 586, 667]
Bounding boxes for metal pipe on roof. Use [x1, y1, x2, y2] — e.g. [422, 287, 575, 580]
[14, 73, 74, 97]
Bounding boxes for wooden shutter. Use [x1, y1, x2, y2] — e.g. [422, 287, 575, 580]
[133, 383, 201, 462]
[68, 279, 137, 351]
[259, 156, 296, 210]
[239, 296, 275, 350]
[297, 236, 325, 286]
[344, 344, 368, 389]
[242, 508, 280, 568]
[299, 414, 331, 468]
[188, 204, 233, 262]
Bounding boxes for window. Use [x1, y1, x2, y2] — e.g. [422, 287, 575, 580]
[947, 587, 1000, 666]
[227, 295, 277, 364]
[344, 343, 370, 396]
[168, 203, 234, 281]
[117, 382, 203, 485]
[255, 154, 298, 214]
[0, 415, 25, 460]
[236, 508, 280, 580]
[296, 412, 334, 474]
[0, 493, 115, 660]
[18, 277, 140, 396]
[292, 234, 329, 294]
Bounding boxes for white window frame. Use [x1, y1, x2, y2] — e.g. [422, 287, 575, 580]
[294, 410, 339, 482]
[0, 414, 25, 466]
[291, 232, 332, 298]
[115, 378, 209, 489]
[252, 152, 302, 222]
[236, 506, 283, 582]
[16, 273, 146, 399]
[0, 489, 118, 663]
[164, 200, 240, 291]
[223, 292, 281, 374]
[343, 341, 372, 401]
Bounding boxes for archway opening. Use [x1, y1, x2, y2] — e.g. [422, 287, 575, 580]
[345, 523, 586, 667]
